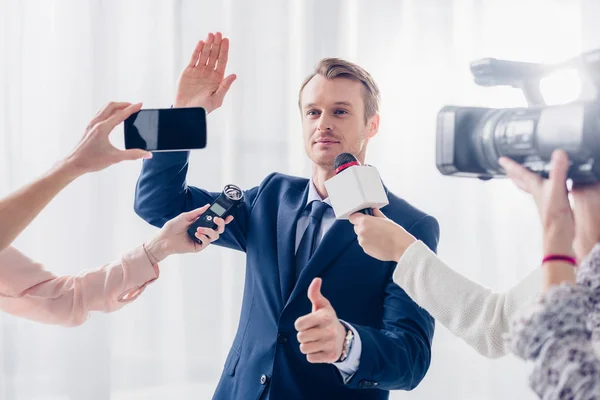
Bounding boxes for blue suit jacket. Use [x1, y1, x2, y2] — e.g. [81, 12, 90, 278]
[134, 152, 439, 400]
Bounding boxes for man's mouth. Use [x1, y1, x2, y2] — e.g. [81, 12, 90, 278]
[315, 139, 340, 145]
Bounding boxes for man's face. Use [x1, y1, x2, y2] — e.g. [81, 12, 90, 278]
[300, 75, 378, 169]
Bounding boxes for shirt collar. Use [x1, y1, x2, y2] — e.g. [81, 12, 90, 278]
[307, 179, 332, 207]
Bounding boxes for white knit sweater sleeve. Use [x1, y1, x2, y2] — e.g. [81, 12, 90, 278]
[393, 241, 543, 358]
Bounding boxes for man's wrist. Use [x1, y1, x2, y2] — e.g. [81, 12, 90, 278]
[336, 321, 354, 363]
[174, 98, 214, 114]
[173, 98, 200, 110]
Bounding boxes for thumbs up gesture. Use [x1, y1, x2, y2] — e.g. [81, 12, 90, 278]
[294, 278, 347, 364]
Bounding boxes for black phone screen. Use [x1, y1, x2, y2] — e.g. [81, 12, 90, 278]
[124, 107, 207, 151]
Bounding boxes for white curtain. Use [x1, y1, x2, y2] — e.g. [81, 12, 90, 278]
[0, 0, 592, 398]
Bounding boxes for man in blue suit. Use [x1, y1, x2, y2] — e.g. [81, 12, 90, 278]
[134, 32, 439, 399]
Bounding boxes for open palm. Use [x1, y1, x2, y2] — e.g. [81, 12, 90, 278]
[174, 32, 237, 114]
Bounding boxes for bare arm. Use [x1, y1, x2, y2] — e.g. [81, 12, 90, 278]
[0, 102, 150, 251]
[0, 161, 78, 251]
[499, 151, 577, 292]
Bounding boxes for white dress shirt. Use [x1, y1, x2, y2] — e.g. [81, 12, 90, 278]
[295, 180, 362, 382]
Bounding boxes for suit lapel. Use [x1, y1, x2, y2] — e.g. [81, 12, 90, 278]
[286, 218, 357, 307]
[276, 184, 309, 303]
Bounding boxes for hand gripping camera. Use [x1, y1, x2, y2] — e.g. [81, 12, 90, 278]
[436, 49, 600, 185]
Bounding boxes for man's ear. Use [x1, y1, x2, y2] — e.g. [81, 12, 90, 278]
[366, 113, 380, 139]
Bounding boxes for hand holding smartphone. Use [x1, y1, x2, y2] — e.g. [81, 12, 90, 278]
[124, 107, 207, 152]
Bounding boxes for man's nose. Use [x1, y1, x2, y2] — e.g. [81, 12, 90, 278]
[317, 116, 332, 131]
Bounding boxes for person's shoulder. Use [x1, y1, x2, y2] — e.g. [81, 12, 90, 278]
[258, 172, 308, 191]
[383, 189, 437, 228]
[248, 173, 308, 204]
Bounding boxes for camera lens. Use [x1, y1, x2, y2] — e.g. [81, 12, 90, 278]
[471, 109, 507, 175]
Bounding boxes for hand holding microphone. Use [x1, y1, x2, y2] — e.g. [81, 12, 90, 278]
[349, 209, 416, 262]
[327, 152, 415, 261]
[325, 153, 388, 219]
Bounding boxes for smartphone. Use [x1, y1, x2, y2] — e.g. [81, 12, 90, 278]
[124, 107, 207, 151]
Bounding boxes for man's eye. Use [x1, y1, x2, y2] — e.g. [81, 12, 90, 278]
[334, 109, 348, 115]
[307, 110, 320, 116]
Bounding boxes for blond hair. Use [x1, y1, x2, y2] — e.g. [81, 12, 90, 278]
[299, 58, 380, 123]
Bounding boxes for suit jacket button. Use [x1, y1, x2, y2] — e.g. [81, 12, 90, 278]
[260, 374, 268, 385]
[277, 333, 288, 344]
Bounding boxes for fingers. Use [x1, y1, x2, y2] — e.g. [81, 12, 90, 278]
[194, 232, 211, 247]
[349, 209, 385, 225]
[188, 40, 205, 68]
[198, 32, 214, 66]
[88, 102, 132, 129]
[299, 337, 336, 356]
[213, 216, 227, 234]
[348, 212, 365, 225]
[118, 149, 153, 161]
[307, 278, 330, 312]
[194, 222, 225, 249]
[214, 74, 237, 101]
[184, 204, 211, 222]
[549, 150, 570, 198]
[216, 37, 230, 75]
[294, 309, 332, 332]
[300, 341, 326, 355]
[294, 313, 318, 332]
[213, 215, 234, 232]
[296, 327, 323, 344]
[498, 156, 542, 194]
[372, 208, 387, 219]
[95, 102, 132, 119]
[196, 226, 220, 242]
[102, 102, 143, 133]
[350, 215, 367, 239]
[306, 351, 337, 364]
[206, 32, 222, 69]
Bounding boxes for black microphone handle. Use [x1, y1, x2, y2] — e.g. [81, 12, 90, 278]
[361, 208, 374, 216]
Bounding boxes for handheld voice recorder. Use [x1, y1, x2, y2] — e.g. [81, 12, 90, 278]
[187, 184, 244, 244]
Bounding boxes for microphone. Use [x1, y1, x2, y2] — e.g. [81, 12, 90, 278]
[324, 153, 389, 219]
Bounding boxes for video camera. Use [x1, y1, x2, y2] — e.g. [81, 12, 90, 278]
[436, 49, 600, 184]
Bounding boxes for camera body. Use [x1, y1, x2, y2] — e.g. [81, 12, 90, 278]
[436, 49, 600, 184]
